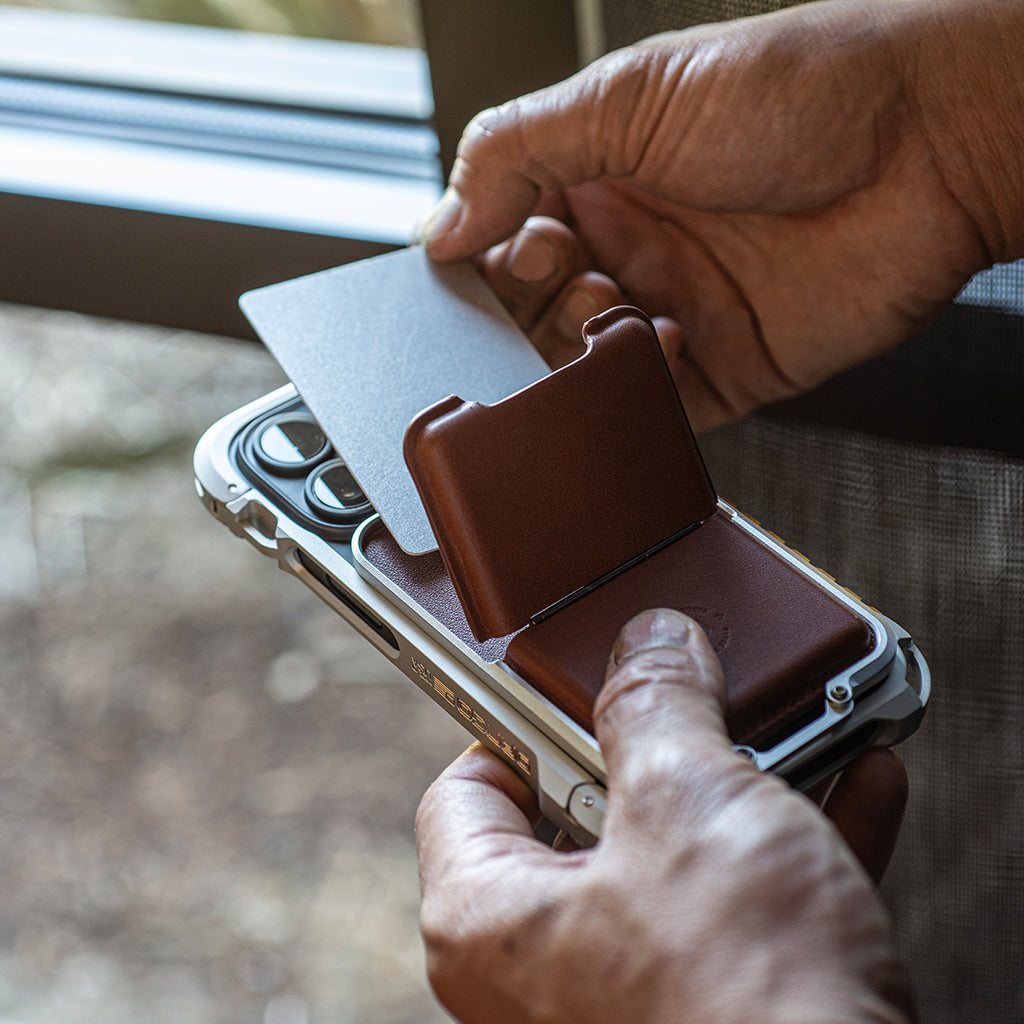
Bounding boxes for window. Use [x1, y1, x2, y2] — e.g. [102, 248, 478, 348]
[0, 4, 447, 335]
[0, 0, 581, 335]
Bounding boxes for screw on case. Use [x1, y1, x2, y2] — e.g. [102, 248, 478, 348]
[568, 782, 607, 839]
[827, 682, 853, 710]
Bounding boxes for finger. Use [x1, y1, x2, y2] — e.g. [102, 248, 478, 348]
[530, 271, 625, 369]
[655, 304, 747, 434]
[649, 315, 712, 428]
[651, 315, 685, 358]
[416, 743, 542, 892]
[594, 609, 753, 838]
[416, 745, 578, 1020]
[477, 217, 587, 333]
[481, 222, 686, 376]
[822, 747, 909, 885]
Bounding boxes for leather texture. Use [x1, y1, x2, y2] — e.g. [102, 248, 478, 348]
[361, 513, 875, 748]
[403, 308, 716, 640]
[504, 512, 875, 747]
[360, 519, 514, 664]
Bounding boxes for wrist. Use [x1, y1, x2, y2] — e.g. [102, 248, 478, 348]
[896, 0, 1024, 264]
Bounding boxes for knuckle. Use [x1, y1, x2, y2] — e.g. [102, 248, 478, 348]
[608, 744, 761, 840]
[460, 100, 520, 151]
[420, 904, 472, 1009]
[418, 889, 461, 960]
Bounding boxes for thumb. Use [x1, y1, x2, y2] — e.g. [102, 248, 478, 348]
[594, 608, 755, 836]
[418, 49, 666, 260]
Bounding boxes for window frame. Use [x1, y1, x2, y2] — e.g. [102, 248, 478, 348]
[0, 3, 579, 337]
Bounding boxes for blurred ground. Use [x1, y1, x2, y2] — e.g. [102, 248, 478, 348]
[0, 302, 463, 1023]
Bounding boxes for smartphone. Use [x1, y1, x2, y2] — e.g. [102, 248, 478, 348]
[195, 362, 929, 845]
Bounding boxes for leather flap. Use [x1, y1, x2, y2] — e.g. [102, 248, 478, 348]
[403, 307, 717, 641]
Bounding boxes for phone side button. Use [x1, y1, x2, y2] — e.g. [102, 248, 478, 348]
[568, 782, 608, 840]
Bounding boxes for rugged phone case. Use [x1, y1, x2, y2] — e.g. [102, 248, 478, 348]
[196, 254, 929, 840]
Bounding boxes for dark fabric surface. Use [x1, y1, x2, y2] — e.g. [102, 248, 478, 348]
[764, 302, 1024, 458]
[600, 0, 801, 43]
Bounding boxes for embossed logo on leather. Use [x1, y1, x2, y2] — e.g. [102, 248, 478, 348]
[681, 606, 731, 654]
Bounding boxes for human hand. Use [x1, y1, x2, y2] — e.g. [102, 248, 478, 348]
[419, 0, 1024, 431]
[416, 609, 915, 1024]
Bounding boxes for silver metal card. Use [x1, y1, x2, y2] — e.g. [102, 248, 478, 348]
[240, 247, 549, 554]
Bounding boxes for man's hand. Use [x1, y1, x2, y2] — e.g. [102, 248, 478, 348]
[419, 0, 1024, 431]
[416, 610, 915, 1024]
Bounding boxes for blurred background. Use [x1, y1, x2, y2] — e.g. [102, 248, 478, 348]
[1, 0, 422, 46]
[0, 300, 463, 1023]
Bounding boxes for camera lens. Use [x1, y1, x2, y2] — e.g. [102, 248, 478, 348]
[312, 463, 364, 508]
[254, 413, 329, 475]
[305, 459, 372, 524]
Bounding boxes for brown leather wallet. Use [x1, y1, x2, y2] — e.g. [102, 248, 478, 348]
[365, 307, 877, 748]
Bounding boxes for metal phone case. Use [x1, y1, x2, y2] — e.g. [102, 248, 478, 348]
[194, 385, 930, 845]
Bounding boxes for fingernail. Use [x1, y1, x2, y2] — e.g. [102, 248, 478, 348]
[556, 287, 600, 339]
[508, 229, 559, 283]
[413, 187, 464, 247]
[611, 609, 697, 668]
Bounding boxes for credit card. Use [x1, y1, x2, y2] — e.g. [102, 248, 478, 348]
[241, 247, 549, 553]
